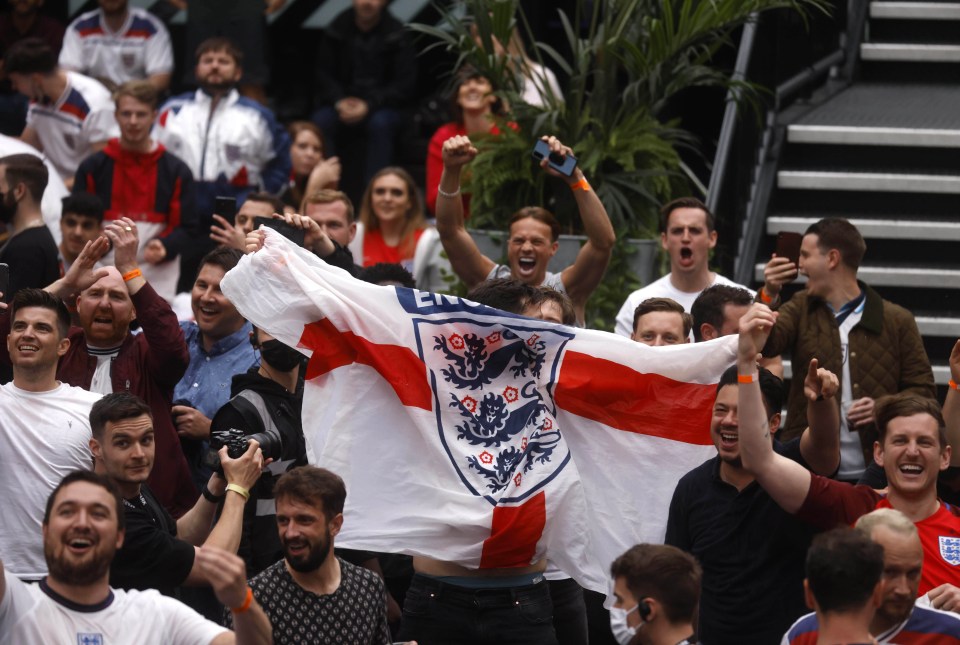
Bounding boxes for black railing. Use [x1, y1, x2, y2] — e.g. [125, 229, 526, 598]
[708, 1, 866, 280]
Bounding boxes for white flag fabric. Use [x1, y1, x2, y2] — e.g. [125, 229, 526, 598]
[221, 229, 737, 596]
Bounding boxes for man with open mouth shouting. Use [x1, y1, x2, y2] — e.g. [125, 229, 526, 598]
[435, 134, 616, 326]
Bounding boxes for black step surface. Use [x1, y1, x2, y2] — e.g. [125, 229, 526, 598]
[794, 83, 960, 129]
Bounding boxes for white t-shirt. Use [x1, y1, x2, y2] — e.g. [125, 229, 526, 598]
[59, 8, 173, 87]
[0, 572, 227, 645]
[0, 383, 102, 578]
[837, 300, 867, 480]
[25, 71, 118, 181]
[615, 273, 754, 337]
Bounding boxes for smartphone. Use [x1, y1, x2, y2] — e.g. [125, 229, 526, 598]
[253, 216, 306, 247]
[775, 231, 803, 268]
[214, 196, 237, 221]
[532, 139, 577, 177]
[0, 263, 8, 300]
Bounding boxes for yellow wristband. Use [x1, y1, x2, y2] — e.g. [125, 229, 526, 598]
[737, 373, 757, 384]
[225, 483, 250, 501]
[231, 587, 254, 614]
[950, 379, 959, 391]
[121, 268, 142, 282]
[570, 178, 591, 192]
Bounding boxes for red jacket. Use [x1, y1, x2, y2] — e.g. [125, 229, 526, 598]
[0, 283, 198, 516]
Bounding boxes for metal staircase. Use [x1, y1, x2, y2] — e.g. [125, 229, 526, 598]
[746, 0, 960, 386]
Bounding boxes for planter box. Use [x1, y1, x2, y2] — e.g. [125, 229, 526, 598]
[469, 229, 659, 286]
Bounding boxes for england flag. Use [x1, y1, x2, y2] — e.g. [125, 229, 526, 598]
[221, 229, 737, 596]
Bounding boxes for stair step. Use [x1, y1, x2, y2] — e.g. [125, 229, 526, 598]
[781, 360, 951, 385]
[778, 171, 960, 193]
[767, 215, 960, 241]
[861, 43, 960, 62]
[753, 264, 960, 289]
[870, 2, 960, 20]
[787, 125, 960, 147]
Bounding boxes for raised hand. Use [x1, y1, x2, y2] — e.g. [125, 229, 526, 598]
[803, 358, 839, 401]
[441, 135, 478, 170]
[738, 303, 778, 365]
[763, 254, 798, 300]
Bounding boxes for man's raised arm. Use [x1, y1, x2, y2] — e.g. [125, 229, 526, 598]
[797, 357, 841, 476]
[552, 137, 615, 311]
[737, 303, 813, 513]
[434, 135, 496, 288]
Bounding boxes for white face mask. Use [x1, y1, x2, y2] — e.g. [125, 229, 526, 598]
[609, 604, 639, 645]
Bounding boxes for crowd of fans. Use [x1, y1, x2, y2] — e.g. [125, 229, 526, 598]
[0, 1, 959, 644]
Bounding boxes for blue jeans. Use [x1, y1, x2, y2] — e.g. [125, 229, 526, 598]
[397, 574, 559, 645]
[311, 105, 402, 183]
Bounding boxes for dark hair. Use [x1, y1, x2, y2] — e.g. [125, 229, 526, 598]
[467, 278, 540, 315]
[3, 37, 57, 75]
[287, 121, 325, 157]
[274, 466, 346, 522]
[195, 37, 243, 65]
[43, 470, 126, 532]
[508, 207, 560, 242]
[690, 285, 754, 342]
[358, 263, 416, 288]
[302, 189, 355, 223]
[61, 192, 105, 224]
[806, 527, 883, 614]
[242, 192, 284, 216]
[0, 153, 48, 203]
[805, 217, 866, 270]
[199, 246, 243, 276]
[89, 392, 152, 441]
[659, 197, 715, 234]
[875, 393, 947, 449]
[717, 365, 784, 419]
[113, 79, 159, 110]
[632, 297, 692, 339]
[11, 288, 70, 338]
[610, 544, 701, 625]
[449, 64, 505, 123]
[358, 167, 426, 260]
[535, 287, 576, 325]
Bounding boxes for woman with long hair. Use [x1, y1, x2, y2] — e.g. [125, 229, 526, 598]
[351, 166, 429, 272]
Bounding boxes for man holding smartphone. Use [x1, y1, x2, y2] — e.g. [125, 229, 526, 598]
[758, 217, 934, 482]
[436, 135, 615, 326]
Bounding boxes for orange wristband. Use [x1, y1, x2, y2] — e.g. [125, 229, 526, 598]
[121, 268, 142, 282]
[738, 373, 756, 384]
[570, 178, 591, 192]
[950, 379, 959, 391]
[759, 287, 773, 304]
[231, 587, 254, 614]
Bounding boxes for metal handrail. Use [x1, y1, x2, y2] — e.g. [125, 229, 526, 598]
[705, 18, 758, 217]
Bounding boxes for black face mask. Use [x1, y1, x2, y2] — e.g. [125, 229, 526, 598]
[260, 339, 302, 372]
[0, 191, 16, 224]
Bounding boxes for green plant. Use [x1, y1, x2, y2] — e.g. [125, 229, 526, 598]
[412, 0, 829, 236]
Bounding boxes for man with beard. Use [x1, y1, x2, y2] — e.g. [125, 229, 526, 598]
[783, 508, 960, 644]
[89, 391, 263, 597]
[155, 37, 289, 291]
[0, 153, 59, 303]
[664, 359, 841, 644]
[59, 0, 173, 92]
[226, 466, 392, 644]
[436, 135, 615, 325]
[615, 198, 752, 337]
[0, 289, 101, 579]
[0, 470, 273, 643]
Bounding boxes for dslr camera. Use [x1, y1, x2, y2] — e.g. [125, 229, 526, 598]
[206, 425, 283, 473]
